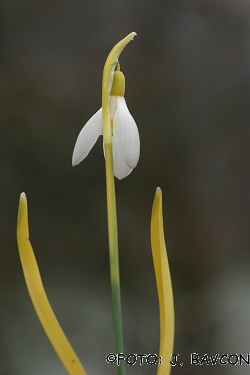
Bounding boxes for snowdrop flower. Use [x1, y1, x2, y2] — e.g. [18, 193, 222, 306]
[72, 67, 140, 179]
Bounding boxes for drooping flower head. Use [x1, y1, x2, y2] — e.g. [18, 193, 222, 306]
[72, 64, 140, 179]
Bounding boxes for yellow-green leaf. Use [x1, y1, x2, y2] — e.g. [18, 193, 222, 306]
[151, 187, 174, 375]
[17, 192, 87, 375]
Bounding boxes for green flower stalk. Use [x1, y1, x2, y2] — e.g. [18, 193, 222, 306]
[16, 32, 174, 375]
[102, 34, 137, 375]
[72, 32, 138, 375]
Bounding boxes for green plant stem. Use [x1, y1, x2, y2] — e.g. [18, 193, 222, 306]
[104, 142, 125, 375]
[102, 32, 136, 375]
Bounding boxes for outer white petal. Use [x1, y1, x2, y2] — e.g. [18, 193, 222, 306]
[113, 96, 140, 168]
[103, 138, 133, 180]
[72, 108, 102, 166]
[112, 138, 133, 180]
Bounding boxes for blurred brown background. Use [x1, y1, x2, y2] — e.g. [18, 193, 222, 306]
[1, 0, 250, 374]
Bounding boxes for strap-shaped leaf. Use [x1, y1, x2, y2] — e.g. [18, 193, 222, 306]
[17, 193, 87, 375]
[151, 188, 174, 375]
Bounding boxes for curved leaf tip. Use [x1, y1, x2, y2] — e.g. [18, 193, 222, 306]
[17, 193, 31, 248]
[16, 193, 87, 375]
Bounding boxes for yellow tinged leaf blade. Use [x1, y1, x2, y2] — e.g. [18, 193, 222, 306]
[17, 192, 87, 375]
[151, 188, 174, 375]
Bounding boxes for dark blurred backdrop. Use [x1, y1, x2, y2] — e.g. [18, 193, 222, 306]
[1, 0, 250, 374]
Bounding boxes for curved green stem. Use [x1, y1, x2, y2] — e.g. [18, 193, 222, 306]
[102, 33, 136, 375]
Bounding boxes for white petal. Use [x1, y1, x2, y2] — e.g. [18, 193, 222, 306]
[72, 108, 102, 166]
[113, 97, 140, 168]
[103, 138, 133, 180]
[112, 139, 133, 180]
